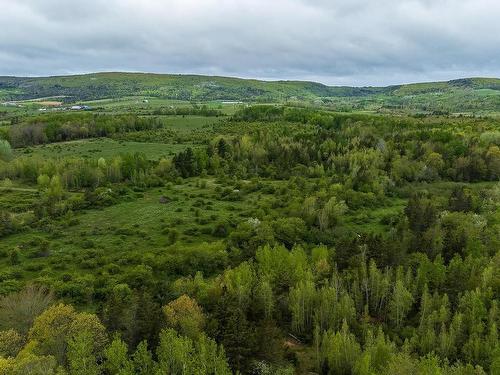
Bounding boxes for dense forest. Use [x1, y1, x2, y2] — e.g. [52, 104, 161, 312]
[0, 103, 499, 374]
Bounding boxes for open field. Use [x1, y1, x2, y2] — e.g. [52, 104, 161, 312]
[15, 138, 196, 160]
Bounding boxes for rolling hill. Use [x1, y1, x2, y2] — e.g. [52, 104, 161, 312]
[1, 72, 500, 113]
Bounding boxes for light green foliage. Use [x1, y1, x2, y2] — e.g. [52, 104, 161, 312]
[156, 329, 231, 375]
[104, 336, 134, 375]
[389, 279, 414, 328]
[320, 321, 361, 375]
[28, 304, 107, 365]
[0, 140, 12, 161]
[132, 341, 156, 375]
[163, 295, 205, 340]
[0, 329, 24, 358]
[289, 279, 316, 335]
[67, 332, 100, 375]
[223, 262, 255, 309]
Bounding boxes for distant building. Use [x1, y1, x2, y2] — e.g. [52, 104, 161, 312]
[70, 105, 91, 110]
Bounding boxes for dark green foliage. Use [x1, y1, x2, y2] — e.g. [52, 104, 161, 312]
[8, 113, 163, 147]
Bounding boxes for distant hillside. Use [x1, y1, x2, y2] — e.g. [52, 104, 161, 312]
[1, 72, 500, 113]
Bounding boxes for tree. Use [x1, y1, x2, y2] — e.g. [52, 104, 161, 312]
[156, 328, 194, 374]
[0, 285, 54, 334]
[254, 278, 274, 319]
[0, 210, 15, 238]
[37, 174, 51, 189]
[97, 157, 107, 170]
[449, 185, 474, 212]
[289, 279, 316, 335]
[104, 336, 134, 375]
[424, 152, 444, 180]
[404, 193, 438, 252]
[0, 341, 58, 374]
[156, 328, 231, 375]
[389, 279, 413, 328]
[217, 138, 231, 159]
[272, 217, 306, 248]
[134, 292, 162, 348]
[132, 341, 156, 375]
[0, 140, 12, 162]
[28, 304, 76, 363]
[46, 175, 64, 202]
[223, 262, 255, 310]
[67, 331, 100, 375]
[101, 284, 137, 346]
[163, 295, 205, 340]
[8, 247, 20, 265]
[318, 197, 347, 231]
[213, 294, 255, 372]
[364, 328, 395, 372]
[0, 329, 23, 358]
[320, 320, 361, 375]
[28, 304, 107, 365]
[173, 147, 198, 178]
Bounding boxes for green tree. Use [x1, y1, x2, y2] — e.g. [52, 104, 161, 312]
[132, 341, 156, 375]
[318, 196, 347, 231]
[289, 279, 316, 335]
[389, 279, 413, 328]
[102, 284, 137, 345]
[104, 336, 134, 375]
[67, 331, 100, 375]
[163, 295, 205, 340]
[0, 329, 23, 358]
[320, 320, 361, 375]
[0, 285, 54, 334]
[28, 304, 107, 365]
[156, 329, 193, 374]
[0, 140, 12, 161]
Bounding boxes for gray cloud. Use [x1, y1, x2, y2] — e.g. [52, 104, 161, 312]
[1, 0, 499, 85]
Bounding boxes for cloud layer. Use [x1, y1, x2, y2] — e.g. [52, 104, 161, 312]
[1, 0, 499, 85]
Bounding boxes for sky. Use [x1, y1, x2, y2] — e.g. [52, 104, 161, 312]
[1, 0, 499, 86]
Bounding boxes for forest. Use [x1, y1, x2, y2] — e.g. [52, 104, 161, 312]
[0, 101, 499, 374]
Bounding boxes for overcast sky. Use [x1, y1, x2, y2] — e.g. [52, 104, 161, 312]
[1, 0, 499, 86]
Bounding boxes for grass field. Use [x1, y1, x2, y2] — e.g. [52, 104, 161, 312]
[15, 138, 197, 160]
[80, 97, 245, 115]
[0, 178, 264, 295]
[161, 115, 222, 132]
[9, 114, 225, 159]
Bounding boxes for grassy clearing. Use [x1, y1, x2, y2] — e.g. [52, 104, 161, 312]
[14, 138, 196, 160]
[0, 178, 262, 290]
[162, 115, 222, 132]
[0, 188, 38, 212]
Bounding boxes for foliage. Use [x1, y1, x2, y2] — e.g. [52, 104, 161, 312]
[0, 103, 499, 374]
